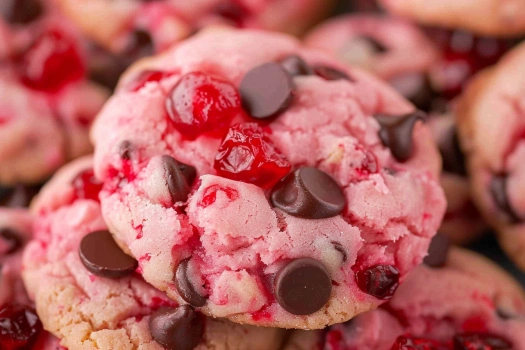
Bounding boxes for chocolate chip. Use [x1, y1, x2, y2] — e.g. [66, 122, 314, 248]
[438, 126, 467, 176]
[0, 184, 41, 208]
[490, 175, 521, 223]
[125, 29, 155, 59]
[313, 65, 353, 81]
[149, 305, 205, 350]
[240, 63, 294, 119]
[175, 258, 206, 307]
[118, 141, 132, 160]
[497, 308, 516, 320]
[1, 0, 43, 24]
[161, 155, 192, 204]
[0, 228, 22, 255]
[388, 73, 435, 112]
[278, 55, 313, 77]
[274, 258, 332, 315]
[271, 167, 346, 219]
[79, 230, 138, 278]
[374, 111, 425, 162]
[88, 47, 129, 90]
[423, 233, 450, 268]
[177, 161, 197, 187]
[332, 241, 347, 262]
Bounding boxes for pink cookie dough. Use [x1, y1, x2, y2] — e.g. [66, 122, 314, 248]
[23, 156, 286, 350]
[378, 0, 525, 38]
[427, 108, 486, 244]
[91, 28, 446, 328]
[457, 41, 525, 271]
[284, 247, 525, 350]
[0, 0, 109, 186]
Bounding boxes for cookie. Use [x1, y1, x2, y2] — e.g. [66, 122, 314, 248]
[284, 243, 525, 349]
[427, 108, 486, 244]
[457, 41, 525, 271]
[304, 14, 438, 110]
[23, 156, 285, 350]
[0, 1, 109, 186]
[91, 28, 446, 328]
[379, 0, 525, 37]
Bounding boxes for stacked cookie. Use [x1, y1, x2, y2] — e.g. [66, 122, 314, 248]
[1, 1, 525, 350]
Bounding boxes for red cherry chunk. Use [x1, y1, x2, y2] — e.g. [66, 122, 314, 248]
[165, 72, 242, 139]
[18, 29, 85, 92]
[453, 333, 511, 350]
[391, 336, 442, 350]
[125, 70, 172, 92]
[355, 264, 400, 300]
[213, 3, 248, 27]
[72, 169, 103, 202]
[214, 123, 291, 189]
[0, 303, 43, 350]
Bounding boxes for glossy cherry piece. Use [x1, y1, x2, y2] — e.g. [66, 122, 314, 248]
[125, 70, 172, 92]
[355, 264, 400, 300]
[453, 333, 511, 350]
[72, 169, 103, 202]
[214, 123, 291, 189]
[0, 303, 43, 350]
[166, 72, 242, 139]
[18, 29, 85, 92]
[391, 336, 441, 350]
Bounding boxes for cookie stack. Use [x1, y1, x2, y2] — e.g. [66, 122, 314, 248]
[1, 1, 525, 350]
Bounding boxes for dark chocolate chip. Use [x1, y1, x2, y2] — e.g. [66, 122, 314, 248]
[175, 258, 206, 307]
[161, 155, 192, 204]
[374, 111, 425, 162]
[177, 161, 197, 187]
[331, 241, 347, 262]
[125, 29, 155, 59]
[271, 167, 346, 219]
[0, 184, 41, 208]
[438, 126, 467, 176]
[240, 63, 294, 119]
[313, 65, 353, 81]
[423, 233, 450, 268]
[0, 228, 22, 255]
[119, 141, 133, 160]
[1, 0, 43, 24]
[149, 305, 205, 350]
[497, 308, 516, 320]
[278, 55, 313, 77]
[88, 47, 129, 90]
[79, 230, 138, 278]
[388, 72, 435, 112]
[274, 258, 332, 315]
[490, 175, 521, 223]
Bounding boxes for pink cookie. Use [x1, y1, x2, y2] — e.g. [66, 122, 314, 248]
[378, 0, 525, 37]
[304, 15, 438, 111]
[285, 245, 525, 349]
[457, 41, 525, 271]
[0, 0, 109, 186]
[23, 156, 285, 350]
[427, 108, 486, 244]
[91, 28, 446, 328]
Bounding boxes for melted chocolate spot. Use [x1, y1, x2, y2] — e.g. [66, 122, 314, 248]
[149, 306, 205, 350]
[388, 73, 436, 112]
[79, 230, 138, 278]
[240, 63, 294, 119]
[331, 241, 347, 262]
[439, 126, 467, 176]
[88, 47, 129, 90]
[125, 29, 154, 59]
[1, 0, 43, 24]
[0, 184, 41, 208]
[161, 155, 192, 204]
[274, 258, 332, 315]
[374, 111, 425, 162]
[313, 65, 353, 81]
[271, 167, 346, 219]
[423, 233, 450, 268]
[119, 141, 133, 160]
[175, 258, 206, 307]
[278, 55, 313, 77]
[0, 228, 22, 255]
[490, 175, 521, 223]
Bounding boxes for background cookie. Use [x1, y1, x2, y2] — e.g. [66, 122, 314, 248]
[457, 41, 525, 272]
[378, 0, 525, 37]
[24, 156, 285, 350]
[284, 244, 525, 349]
[91, 28, 445, 328]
